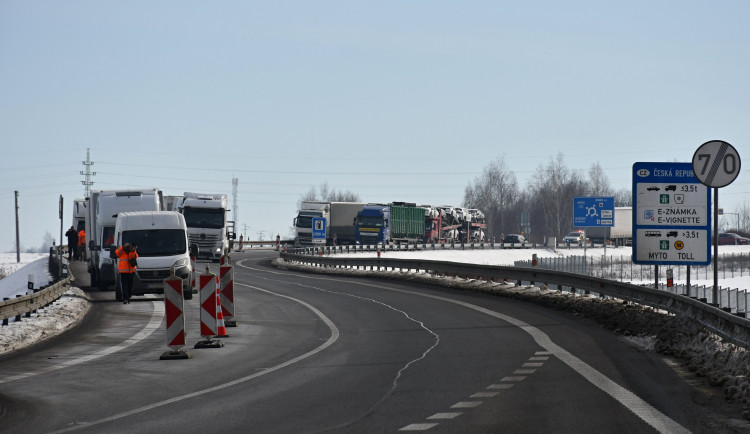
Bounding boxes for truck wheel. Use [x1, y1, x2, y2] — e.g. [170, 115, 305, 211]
[183, 288, 193, 300]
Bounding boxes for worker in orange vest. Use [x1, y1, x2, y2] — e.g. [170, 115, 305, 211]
[77, 229, 86, 261]
[115, 243, 138, 304]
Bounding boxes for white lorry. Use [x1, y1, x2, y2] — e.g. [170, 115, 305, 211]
[110, 211, 192, 300]
[72, 198, 87, 233]
[293, 201, 366, 246]
[173, 192, 235, 261]
[86, 189, 165, 290]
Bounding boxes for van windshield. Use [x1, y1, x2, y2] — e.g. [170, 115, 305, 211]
[122, 230, 186, 257]
[182, 208, 225, 229]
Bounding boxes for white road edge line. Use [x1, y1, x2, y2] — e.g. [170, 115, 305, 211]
[0, 295, 164, 384]
[50, 282, 340, 433]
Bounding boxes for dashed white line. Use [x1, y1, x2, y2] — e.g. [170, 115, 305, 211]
[451, 401, 482, 409]
[501, 375, 526, 382]
[514, 369, 536, 375]
[400, 423, 438, 431]
[427, 413, 462, 420]
[523, 362, 544, 368]
[487, 383, 514, 390]
[471, 392, 499, 398]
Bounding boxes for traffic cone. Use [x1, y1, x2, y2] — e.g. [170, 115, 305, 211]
[215, 276, 228, 338]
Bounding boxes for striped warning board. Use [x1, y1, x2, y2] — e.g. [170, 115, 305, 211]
[199, 270, 217, 338]
[164, 275, 185, 349]
[220, 256, 235, 325]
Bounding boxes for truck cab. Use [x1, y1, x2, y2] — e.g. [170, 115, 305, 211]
[355, 205, 390, 245]
[294, 201, 330, 247]
[176, 192, 234, 261]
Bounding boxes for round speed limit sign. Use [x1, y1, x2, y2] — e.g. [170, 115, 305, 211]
[692, 140, 741, 188]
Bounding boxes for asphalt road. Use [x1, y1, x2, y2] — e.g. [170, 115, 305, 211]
[0, 250, 714, 433]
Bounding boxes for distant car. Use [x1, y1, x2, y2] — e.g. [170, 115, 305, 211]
[665, 185, 677, 191]
[647, 186, 660, 191]
[563, 231, 589, 245]
[504, 234, 526, 244]
[717, 233, 750, 245]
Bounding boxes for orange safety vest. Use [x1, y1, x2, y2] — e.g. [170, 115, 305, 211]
[78, 230, 86, 246]
[115, 246, 138, 274]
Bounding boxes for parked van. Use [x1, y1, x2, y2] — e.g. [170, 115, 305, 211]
[110, 211, 192, 300]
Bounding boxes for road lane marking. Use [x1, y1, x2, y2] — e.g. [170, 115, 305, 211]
[246, 261, 691, 434]
[427, 413, 462, 419]
[471, 392, 499, 398]
[514, 369, 536, 375]
[487, 383, 514, 390]
[0, 295, 164, 384]
[399, 423, 438, 431]
[451, 401, 482, 408]
[50, 282, 340, 433]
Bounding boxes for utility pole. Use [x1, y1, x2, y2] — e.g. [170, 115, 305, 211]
[80, 148, 96, 197]
[15, 191, 20, 263]
[232, 177, 239, 229]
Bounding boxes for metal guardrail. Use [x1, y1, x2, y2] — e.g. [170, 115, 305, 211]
[0, 251, 74, 325]
[280, 252, 750, 350]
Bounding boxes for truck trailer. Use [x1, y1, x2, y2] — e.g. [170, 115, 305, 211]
[577, 206, 633, 246]
[355, 202, 425, 245]
[293, 201, 366, 246]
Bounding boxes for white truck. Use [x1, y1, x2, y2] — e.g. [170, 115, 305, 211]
[173, 192, 235, 261]
[86, 189, 165, 290]
[293, 201, 365, 246]
[72, 198, 87, 233]
[578, 206, 633, 246]
[110, 211, 192, 300]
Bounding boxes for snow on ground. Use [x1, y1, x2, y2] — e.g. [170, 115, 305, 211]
[0, 253, 90, 355]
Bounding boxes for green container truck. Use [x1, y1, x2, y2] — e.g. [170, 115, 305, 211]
[355, 202, 425, 245]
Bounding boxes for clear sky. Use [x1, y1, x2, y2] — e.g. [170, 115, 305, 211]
[1, 1, 748, 252]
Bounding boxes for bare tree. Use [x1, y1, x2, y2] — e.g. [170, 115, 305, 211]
[613, 187, 632, 207]
[528, 153, 587, 238]
[464, 157, 519, 240]
[588, 162, 612, 196]
[298, 182, 361, 209]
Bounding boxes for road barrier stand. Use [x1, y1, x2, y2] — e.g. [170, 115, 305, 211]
[215, 276, 228, 338]
[161, 267, 191, 360]
[219, 255, 236, 327]
[195, 265, 223, 349]
[190, 254, 197, 294]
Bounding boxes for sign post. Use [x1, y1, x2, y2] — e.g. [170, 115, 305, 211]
[633, 162, 711, 271]
[692, 140, 741, 306]
[312, 217, 327, 248]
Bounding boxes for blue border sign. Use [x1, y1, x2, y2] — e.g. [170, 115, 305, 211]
[573, 197, 615, 227]
[312, 217, 326, 244]
[632, 162, 711, 265]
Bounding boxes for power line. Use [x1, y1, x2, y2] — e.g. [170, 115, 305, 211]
[80, 148, 96, 197]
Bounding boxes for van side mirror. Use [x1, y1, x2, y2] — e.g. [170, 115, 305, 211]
[227, 232, 236, 240]
[109, 248, 117, 259]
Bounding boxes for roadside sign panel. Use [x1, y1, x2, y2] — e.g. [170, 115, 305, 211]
[312, 217, 326, 244]
[633, 162, 710, 265]
[573, 197, 615, 227]
[692, 140, 741, 188]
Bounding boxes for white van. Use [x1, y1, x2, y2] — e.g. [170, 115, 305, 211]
[111, 211, 192, 300]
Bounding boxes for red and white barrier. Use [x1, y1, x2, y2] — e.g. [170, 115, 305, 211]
[219, 255, 236, 327]
[216, 276, 228, 338]
[161, 270, 191, 359]
[194, 266, 223, 349]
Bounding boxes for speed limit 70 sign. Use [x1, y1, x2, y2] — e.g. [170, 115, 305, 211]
[692, 140, 741, 188]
